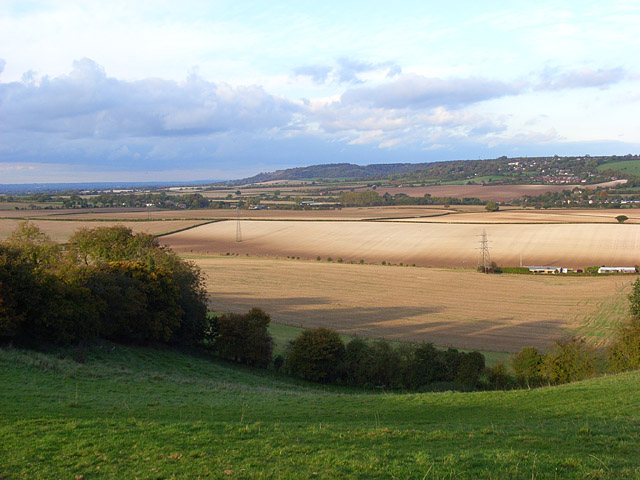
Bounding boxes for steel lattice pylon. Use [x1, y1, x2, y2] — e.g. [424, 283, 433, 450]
[477, 230, 491, 273]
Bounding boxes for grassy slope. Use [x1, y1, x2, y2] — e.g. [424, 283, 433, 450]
[1, 345, 639, 479]
[597, 159, 640, 176]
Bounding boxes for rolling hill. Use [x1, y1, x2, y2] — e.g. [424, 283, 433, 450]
[2, 344, 639, 478]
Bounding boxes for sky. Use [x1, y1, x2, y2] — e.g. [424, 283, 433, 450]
[1, 0, 639, 183]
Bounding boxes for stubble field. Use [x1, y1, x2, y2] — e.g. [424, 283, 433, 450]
[195, 255, 632, 352]
[0, 218, 211, 242]
[162, 218, 640, 268]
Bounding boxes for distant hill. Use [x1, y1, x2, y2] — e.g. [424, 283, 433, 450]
[228, 154, 640, 186]
[232, 162, 434, 184]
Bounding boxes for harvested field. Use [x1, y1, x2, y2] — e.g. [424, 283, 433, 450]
[0, 219, 209, 242]
[3, 205, 453, 221]
[389, 208, 640, 224]
[162, 219, 640, 268]
[196, 256, 633, 352]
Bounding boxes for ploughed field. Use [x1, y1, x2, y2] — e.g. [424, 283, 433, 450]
[162, 218, 640, 269]
[192, 256, 632, 352]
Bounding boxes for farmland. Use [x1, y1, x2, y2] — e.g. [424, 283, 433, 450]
[2, 344, 640, 478]
[196, 255, 632, 352]
[2, 205, 638, 352]
[0, 218, 212, 242]
[162, 218, 640, 269]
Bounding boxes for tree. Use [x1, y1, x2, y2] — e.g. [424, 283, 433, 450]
[286, 328, 345, 382]
[214, 308, 273, 367]
[456, 351, 486, 387]
[67, 226, 209, 346]
[485, 200, 499, 212]
[511, 347, 543, 387]
[607, 320, 640, 372]
[84, 261, 183, 344]
[616, 215, 629, 224]
[540, 339, 597, 384]
[607, 278, 640, 371]
[628, 278, 640, 319]
[4, 221, 61, 269]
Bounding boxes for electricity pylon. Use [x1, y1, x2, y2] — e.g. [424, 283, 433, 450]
[236, 206, 242, 243]
[477, 230, 491, 273]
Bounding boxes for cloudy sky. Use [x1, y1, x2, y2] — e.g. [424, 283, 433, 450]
[1, 0, 639, 183]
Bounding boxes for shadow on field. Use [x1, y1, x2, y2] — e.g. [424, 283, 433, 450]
[209, 293, 567, 352]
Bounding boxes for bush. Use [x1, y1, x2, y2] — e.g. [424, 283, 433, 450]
[628, 278, 640, 319]
[1, 224, 209, 348]
[483, 362, 515, 390]
[485, 200, 499, 212]
[512, 347, 544, 387]
[0, 242, 99, 346]
[84, 261, 183, 344]
[286, 328, 345, 382]
[214, 308, 273, 367]
[365, 340, 409, 388]
[343, 338, 373, 385]
[69, 226, 209, 346]
[405, 343, 446, 388]
[607, 320, 640, 372]
[540, 338, 597, 384]
[456, 351, 486, 387]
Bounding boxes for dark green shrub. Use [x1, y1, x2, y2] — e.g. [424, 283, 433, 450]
[607, 320, 640, 372]
[628, 278, 640, 319]
[512, 347, 544, 387]
[405, 343, 446, 388]
[483, 362, 515, 390]
[365, 340, 408, 388]
[0, 243, 100, 346]
[540, 338, 597, 384]
[343, 338, 373, 385]
[214, 308, 273, 367]
[286, 328, 345, 382]
[442, 348, 462, 381]
[273, 354, 285, 371]
[69, 226, 208, 346]
[85, 261, 183, 344]
[456, 351, 486, 387]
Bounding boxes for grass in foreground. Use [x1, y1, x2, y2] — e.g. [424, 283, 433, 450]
[1, 344, 639, 479]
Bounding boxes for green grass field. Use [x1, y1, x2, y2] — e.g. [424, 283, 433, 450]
[597, 159, 640, 176]
[2, 344, 640, 478]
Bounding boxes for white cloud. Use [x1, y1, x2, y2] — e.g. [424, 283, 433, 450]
[0, 59, 299, 138]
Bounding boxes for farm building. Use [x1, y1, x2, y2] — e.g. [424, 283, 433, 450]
[527, 266, 562, 274]
[598, 267, 636, 274]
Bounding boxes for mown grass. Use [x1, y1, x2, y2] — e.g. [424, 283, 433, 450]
[1, 344, 640, 478]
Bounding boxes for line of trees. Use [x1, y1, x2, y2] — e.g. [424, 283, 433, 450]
[211, 276, 640, 391]
[338, 190, 485, 207]
[0, 223, 209, 347]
